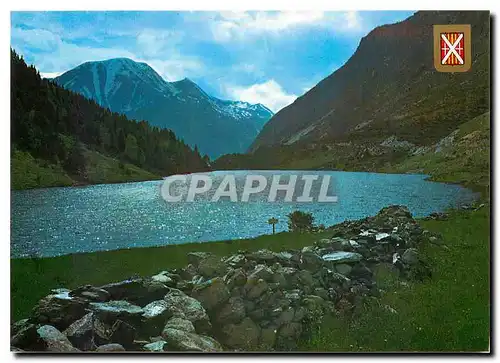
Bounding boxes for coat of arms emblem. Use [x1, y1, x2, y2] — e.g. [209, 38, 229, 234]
[433, 24, 472, 72]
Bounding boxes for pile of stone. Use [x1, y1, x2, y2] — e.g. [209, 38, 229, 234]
[11, 205, 436, 353]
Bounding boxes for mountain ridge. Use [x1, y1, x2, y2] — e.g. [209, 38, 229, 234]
[54, 58, 273, 158]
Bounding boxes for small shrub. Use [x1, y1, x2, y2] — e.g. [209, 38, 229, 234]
[287, 210, 315, 233]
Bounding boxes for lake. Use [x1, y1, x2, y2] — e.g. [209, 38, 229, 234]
[11, 170, 478, 258]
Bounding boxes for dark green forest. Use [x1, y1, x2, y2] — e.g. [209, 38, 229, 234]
[11, 49, 209, 189]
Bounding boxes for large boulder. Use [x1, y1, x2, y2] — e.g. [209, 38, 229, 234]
[37, 325, 79, 352]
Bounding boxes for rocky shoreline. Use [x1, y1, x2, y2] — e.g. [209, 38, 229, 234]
[11, 205, 439, 352]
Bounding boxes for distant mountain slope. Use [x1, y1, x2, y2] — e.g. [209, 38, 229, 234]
[53, 59, 273, 158]
[251, 11, 489, 151]
[11, 50, 209, 189]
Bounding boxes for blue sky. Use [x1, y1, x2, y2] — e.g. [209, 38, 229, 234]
[11, 11, 414, 112]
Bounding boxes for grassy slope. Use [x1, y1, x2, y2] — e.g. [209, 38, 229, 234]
[11, 148, 160, 190]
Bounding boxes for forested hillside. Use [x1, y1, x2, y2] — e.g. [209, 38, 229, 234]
[11, 50, 209, 189]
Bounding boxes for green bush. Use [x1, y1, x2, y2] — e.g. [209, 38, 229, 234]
[287, 210, 315, 233]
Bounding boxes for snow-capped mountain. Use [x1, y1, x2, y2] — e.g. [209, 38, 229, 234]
[53, 58, 273, 158]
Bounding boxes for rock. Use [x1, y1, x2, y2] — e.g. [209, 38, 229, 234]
[89, 300, 143, 325]
[284, 290, 302, 306]
[402, 248, 419, 265]
[37, 325, 80, 352]
[69, 285, 110, 302]
[141, 300, 173, 336]
[224, 254, 247, 268]
[271, 270, 287, 287]
[313, 288, 329, 300]
[350, 264, 373, 280]
[274, 252, 294, 265]
[164, 288, 211, 334]
[223, 268, 247, 289]
[95, 343, 126, 352]
[10, 320, 38, 350]
[192, 277, 230, 311]
[247, 249, 277, 264]
[93, 317, 113, 346]
[245, 278, 268, 299]
[63, 312, 94, 351]
[164, 317, 195, 333]
[249, 264, 274, 281]
[259, 326, 277, 350]
[187, 252, 213, 265]
[162, 328, 222, 352]
[151, 271, 177, 287]
[199, 257, 226, 278]
[215, 297, 246, 325]
[335, 264, 352, 275]
[296, 269, 314, 287]
[302, 295, 326, 314]
[300, 247, 323, 272]
[220, 317, 261, 350]
[275, 307, 295, 326]
[276, 322, 302, 350]
[110, 319, 136, 348]
[99, 278, 169, 306]
[322, 251, 363, 264]
[143, 340, 167, 352]
[30, 290, 88, 331]
[188, 252, 226, 278]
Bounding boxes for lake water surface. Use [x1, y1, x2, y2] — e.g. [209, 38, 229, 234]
[11, 170, 478, 258]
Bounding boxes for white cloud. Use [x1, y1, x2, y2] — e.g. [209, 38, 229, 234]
[344, 11, 362, 30]
[136, 29, 183, 56]
[226, 80, 297, 112]
[11, 27, 60, 51]
[12, 25, 203, 82]
[210, 11, 365, 42]
[145, 58, 204, 82]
